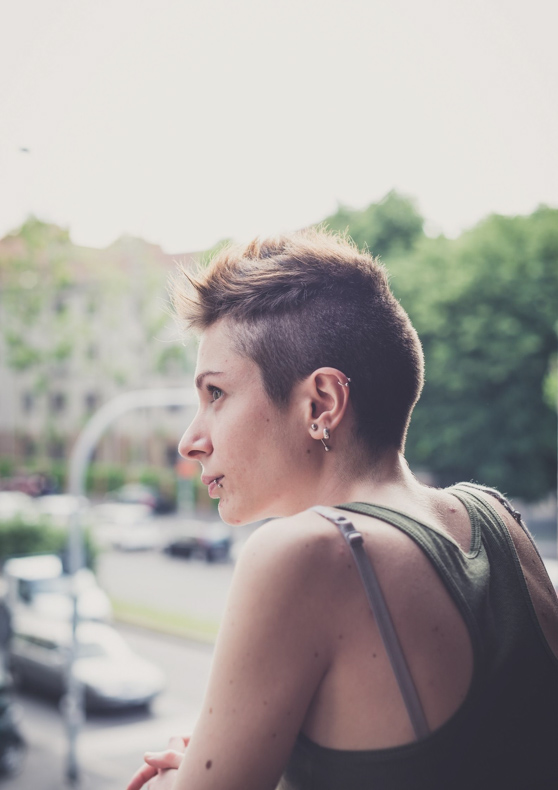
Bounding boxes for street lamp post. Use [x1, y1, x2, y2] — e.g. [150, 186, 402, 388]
[63, 388, 197, 784]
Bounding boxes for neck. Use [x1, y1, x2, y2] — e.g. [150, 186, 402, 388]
[281, 448, 422, 517]
[321, 448, 418, 504]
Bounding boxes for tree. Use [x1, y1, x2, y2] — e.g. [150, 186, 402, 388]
[388, 207, 558, 500]
[322, 190, 424, 258]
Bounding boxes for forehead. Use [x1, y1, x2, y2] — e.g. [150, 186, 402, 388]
[196, 320, 257, 380]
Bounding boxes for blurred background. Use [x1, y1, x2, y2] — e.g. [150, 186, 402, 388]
[0, 1, 556, 787]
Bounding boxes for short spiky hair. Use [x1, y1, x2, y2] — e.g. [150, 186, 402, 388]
[173, 228, 424, 454]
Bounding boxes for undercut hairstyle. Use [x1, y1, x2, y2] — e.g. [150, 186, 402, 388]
[172, 228, 424, 456]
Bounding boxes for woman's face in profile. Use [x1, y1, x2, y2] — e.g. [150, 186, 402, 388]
[178, 319, 310, 526]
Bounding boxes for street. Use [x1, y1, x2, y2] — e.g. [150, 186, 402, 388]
[9, 623, 214, 790]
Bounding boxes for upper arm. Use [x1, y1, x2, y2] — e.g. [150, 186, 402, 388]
[476, 490, 558, 658]
[173, 518, 335, 790]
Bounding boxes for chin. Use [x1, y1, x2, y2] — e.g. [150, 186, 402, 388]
[218, 499, 278, 527]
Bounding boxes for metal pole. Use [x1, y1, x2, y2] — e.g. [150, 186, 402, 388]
[63, 389, 196, 784]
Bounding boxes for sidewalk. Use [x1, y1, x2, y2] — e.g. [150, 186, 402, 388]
[4, 740, 123, 790]
[9, 702, 200, 790]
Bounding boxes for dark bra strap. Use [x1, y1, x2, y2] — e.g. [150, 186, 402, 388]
[312, 505, 430, 740]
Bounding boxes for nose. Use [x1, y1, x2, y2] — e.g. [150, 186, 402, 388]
[178, 412, 213, 460]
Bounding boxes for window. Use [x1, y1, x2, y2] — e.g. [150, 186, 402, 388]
[49, 393, 66, 414]
[84, 393, 98, 413]
[53, 295, 67, 314]
[48, 439, 65, 460]
[21, 392, 34, 413]
[22, 437, 36, 459]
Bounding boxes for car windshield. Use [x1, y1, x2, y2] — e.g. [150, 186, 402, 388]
[76, 628, 131, 660]
[77, 642, 107, 658]
[31, 577, 67, 594]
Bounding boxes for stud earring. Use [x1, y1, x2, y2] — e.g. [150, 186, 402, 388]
[337, 377, 351, 387]
[321, 427, 331, 452]
[311, 423, 318, 431]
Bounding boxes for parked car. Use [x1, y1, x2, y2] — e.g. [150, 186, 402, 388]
[111, 484, 158, 510]
[35, 494, 89, 529]
[109, 484, 175, 514]
[9, 614, 165, 710]
[0, 665, 26, 776]
[92, 502, 161, 551]
[0, 492, 37, 522]
[3, 555, 112, 622]
[164, 522, 232, 562]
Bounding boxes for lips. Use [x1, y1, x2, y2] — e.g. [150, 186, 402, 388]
[207, 476, 224, 498]
[201, 474, 223, 486]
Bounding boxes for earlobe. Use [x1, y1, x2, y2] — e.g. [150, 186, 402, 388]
[304, 368, 351, 448]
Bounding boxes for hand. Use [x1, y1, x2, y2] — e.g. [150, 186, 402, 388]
[126, 736, 189, 790]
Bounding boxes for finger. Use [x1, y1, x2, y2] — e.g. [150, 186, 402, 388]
[126, 763, 157, 790]
[144, 750, 183, 770]
[145, 768, 178, 790]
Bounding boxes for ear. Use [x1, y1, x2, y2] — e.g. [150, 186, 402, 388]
[301, 367, 351, 438]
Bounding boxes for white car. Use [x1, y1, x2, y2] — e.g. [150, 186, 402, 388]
[92, 502, 162, 551]
[3, 555, 113, 622]
[10, 615, 165, 710]
[34, 494, 90, 528]
[0, 492, 37, 522]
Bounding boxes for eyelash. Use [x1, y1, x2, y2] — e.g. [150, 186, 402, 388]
[206, 385, 223, 402]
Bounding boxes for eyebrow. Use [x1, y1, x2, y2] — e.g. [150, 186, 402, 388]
[195, 370, 224, 390]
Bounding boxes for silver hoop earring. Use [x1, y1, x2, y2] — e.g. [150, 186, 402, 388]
[321, 427, 331, 452]
[311, 423, 318, 431]
[337, 377, 351, 387]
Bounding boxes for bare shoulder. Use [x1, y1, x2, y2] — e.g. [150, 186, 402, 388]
[238, 510, 348, 584]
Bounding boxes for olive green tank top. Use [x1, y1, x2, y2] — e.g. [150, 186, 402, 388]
[278, 483, 558, 790]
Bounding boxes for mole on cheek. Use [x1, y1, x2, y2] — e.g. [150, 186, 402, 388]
[206, 760, 212, 770]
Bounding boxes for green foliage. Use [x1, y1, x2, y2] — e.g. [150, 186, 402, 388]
[86, 464, 126, 496]
[0, 517, 65, 561]
[16, 216, 70, 249]
[0, 458, 14, 477]
[323, 191, 424, 258]
[4, 333, 43, 370]
[543, 353, 557, 411]
[0, 516, 97, 569]
[387, 207, 558, 500]
[138, 466, 177, 500]
[155, 345, 189, 375]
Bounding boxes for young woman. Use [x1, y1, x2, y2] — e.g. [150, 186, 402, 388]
[127, 230, 558, 790]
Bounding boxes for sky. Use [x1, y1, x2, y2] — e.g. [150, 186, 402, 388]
[1, 0, 556, 253]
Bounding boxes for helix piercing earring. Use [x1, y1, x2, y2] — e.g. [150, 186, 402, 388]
[321, 427, 331, 452]
[337, 377, 351, 387]
[311, 423, 318, 431]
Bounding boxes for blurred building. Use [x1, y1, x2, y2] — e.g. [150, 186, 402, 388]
[0, 219, 198, 472]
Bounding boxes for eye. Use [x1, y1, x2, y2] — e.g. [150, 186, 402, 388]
[207, 385, 223, 402]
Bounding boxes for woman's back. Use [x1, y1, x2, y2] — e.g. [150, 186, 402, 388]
[280, 483, 558, 789]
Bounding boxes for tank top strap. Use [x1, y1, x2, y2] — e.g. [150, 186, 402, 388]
[336, 499, 488, 662]
[312, 505, 430, 741]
